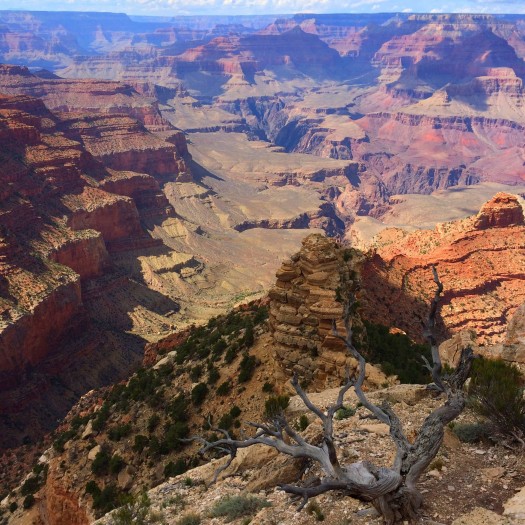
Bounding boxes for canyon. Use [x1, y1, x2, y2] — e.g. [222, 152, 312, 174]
[0, 12, 525, 523]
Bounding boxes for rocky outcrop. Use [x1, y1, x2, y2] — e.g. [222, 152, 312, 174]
[494, 302, 525, 365]
[473, 191, 525, 229]
[269, 234, 385, 389]
[42, 461, 93, 525]
[48, 232, 111, 280]
[0, 64, 173, 131]
[361, 193, 525, 346]
[0, 65, 192, 183]
[60, 114, 189, 178]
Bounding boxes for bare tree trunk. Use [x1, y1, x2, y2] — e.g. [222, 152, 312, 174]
[187, 266, 475, 525]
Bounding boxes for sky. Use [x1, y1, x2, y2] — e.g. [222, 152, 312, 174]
[0, 0, 524, 16]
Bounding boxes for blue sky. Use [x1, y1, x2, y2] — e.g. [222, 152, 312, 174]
[0, 0, 524, 16]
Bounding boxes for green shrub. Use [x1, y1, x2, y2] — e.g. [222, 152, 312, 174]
[209, 495, 271, 522]
[147, 436, 161, 457]
[264, 395, 290, 418]
[218, 413, 234, 430]
[53, 429, 76, 452]
[238, 354, 257, 383]
[9, 502, 17, 513]
[208, 366, 220, 385]
[164, 421, 189, 450]
[147, 389, 165, 409]
[164, 459, 187, 478]
[176, 513, 201, 525]
[306, 501, 325, 521]
[451, 422, 490, 443]
[335, 406, 355, 420]
[468, 358, 525, 436]
[133, 435, 149, 453]
[189, 365, 203, 382]
[428, 457, 444, 471]
[224, 346, 237, 364]
[109, 455, 125, 475]
[32, 463, 47, 477]
[108, 424, 132, 442]
[91, 401, 110, 432]
[242, 322, 254, 348]
[126, 369, 162, 403]
[22, 495, 35, 510]
[363, 321, 432, 384]
[109, 493, 156, 525]
[298, 415, 309, 431]
[217, 381, 231, 396]
[147, 414, 161, 433]
[21, 476, 40, 496]
[91, 450, 111, 476]
[71, 415, 90, 431]
[183, 477, 194, 487]
[92, 402, 111, 432]
[262, 382, 274, 393]
[253, 306, 268, 325]
[86, 480, 101, 496]
[213, 339, 227, 355]
[230, 405, 241, 418]
[191, 383, 208, 406]
[168, 394, 189, 421]
[91, 483, 122, 515]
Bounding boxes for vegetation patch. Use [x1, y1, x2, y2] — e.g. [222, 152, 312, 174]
[468, 357, 525, 438]
[176, 513, 201, 525]
[209, 495, 271, 522]
[264, 395, 290, 418]
[450, 422, 490, 443]
[363, 321, 432, 384]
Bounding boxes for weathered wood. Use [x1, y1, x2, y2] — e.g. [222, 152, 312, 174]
[187, 268, 475, 524]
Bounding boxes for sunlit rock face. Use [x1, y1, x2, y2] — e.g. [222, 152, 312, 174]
[361, 193, 525, 347]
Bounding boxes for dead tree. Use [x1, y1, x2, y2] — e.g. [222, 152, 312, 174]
[188, 266, 475, 524]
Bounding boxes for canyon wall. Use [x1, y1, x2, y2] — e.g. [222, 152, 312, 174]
[0, 70, 192, 447]
[362, 193, 525, 347]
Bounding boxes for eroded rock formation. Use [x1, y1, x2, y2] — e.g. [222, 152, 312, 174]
[362, 193, 525, 346]
[269, 234, 385, 389]
[0, 80, 191, 447]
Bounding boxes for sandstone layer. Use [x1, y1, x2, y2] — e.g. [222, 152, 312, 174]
[362, 193, 525, 347]
[0, 80, 192, 448]
[269, 234, 386, 390]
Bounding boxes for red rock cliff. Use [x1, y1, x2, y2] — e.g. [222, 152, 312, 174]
[361, 193, 525, 345]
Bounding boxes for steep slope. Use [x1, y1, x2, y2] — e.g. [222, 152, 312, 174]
[0, 83, 193, 448]
[362, 193, 525, 346]
[4, 228, 525, 525]
[0, 234, 392, 524]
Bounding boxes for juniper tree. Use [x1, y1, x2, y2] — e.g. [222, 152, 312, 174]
[188, 267, 474, 524]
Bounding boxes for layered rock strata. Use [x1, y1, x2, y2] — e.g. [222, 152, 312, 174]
[269, 234, 385, 389]
[0, 83, 191, 447]
[362, 193, 525, 346]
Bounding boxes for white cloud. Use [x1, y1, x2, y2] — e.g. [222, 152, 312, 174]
[4, 0, 525, 16]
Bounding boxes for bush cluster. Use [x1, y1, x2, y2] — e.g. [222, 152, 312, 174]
[363, 321, 432, 384]
[209, 495, 271, 522]
[164, 459, 187, 478]
[238, 354, 257, 383]
[335, 405, 355, 420]
[174, 306, 266, 366]
[450, 422, 491, 443]
[468, 357, 525, 437]
[264, 395, 290, 418]
[86, 482, 126, 516]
